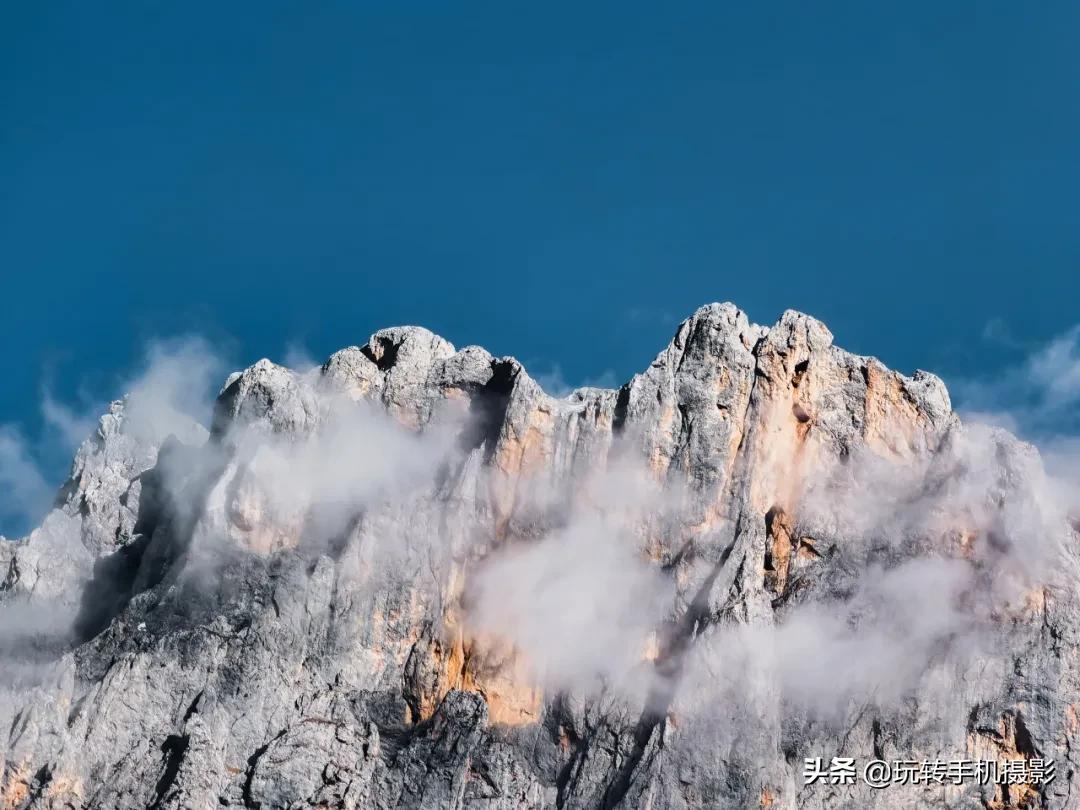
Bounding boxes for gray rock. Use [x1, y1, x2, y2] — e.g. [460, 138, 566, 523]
[1, 303, 1075, 809]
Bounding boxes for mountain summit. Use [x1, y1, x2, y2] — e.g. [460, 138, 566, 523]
[1, 304, 1075, 809]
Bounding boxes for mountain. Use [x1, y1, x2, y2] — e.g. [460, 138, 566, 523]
[1, 303, 1076, 809]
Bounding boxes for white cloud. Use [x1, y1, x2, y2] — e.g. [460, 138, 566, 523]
[0, 336, 227, 538]
[955, 322, 1080, 438]
[532, 363, 619, 397]
[0, 427, 52, 536]
[282, 341, 319, 373]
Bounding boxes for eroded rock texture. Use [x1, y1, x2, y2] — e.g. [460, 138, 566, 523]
[1, 303, 1077, 809]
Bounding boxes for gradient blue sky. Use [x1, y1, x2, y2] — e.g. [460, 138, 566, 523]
[4, 3, 1080, 529]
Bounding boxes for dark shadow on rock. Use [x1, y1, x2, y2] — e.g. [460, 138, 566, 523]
[72, 436, 225, 643]
[458, 359, 519, 461]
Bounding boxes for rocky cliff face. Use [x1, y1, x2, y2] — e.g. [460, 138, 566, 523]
[1, 303, 1077, 809]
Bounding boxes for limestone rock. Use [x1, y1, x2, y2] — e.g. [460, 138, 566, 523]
[1, 303, 1075, 810]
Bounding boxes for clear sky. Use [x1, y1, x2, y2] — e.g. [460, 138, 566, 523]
[4, 3, 1080, 532]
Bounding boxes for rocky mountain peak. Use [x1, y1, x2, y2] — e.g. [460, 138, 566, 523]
[0, 303, 1073, 809]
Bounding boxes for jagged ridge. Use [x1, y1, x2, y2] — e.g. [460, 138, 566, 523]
[0, 303, 1075, 810]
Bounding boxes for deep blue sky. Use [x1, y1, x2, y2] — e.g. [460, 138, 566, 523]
[4, 3, 1080, 488]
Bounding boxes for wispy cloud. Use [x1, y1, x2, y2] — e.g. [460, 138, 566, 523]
[532, 363, 619, 397]
[0, 427, 52, 537]
[282, 341, 319, 373]
[4, 318, 1078, 729]
[953, 322, 1080, 488]
[0, 336, 227, 538]
[41, 390, 98, 450]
